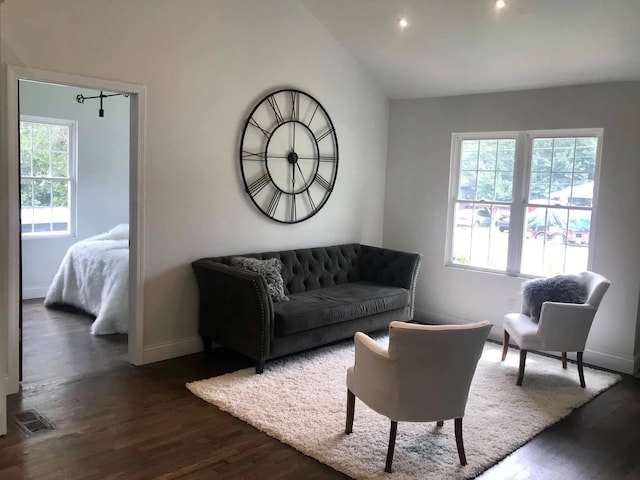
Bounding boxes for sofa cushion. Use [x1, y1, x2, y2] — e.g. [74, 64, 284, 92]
[273, 281, 409, 336]
[230, 256, 289, 302]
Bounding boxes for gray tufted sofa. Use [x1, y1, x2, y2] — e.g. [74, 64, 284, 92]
[192, 244, 422, 373]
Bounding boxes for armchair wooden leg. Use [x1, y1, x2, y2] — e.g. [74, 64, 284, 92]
[436, 420, 444, 427]
[454, 417, 467, 466]
[577, 352, 586, 388]
[517, 349, 527, 386]
[255, 361, 265, 374]
[384, 421, 398, 473]
[345, 389, 355, 434]
[501, 330, 510, 361]
[562, 352, 568, 369]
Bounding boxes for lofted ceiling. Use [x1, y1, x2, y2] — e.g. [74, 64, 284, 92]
[302, 0, 640, 99]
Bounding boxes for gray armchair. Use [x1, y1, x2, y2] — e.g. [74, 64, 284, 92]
[502, 271, 611, 387]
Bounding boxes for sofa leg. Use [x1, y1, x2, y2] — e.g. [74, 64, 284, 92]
[255, 360, 265, 374]
[202, 337, 212, 358]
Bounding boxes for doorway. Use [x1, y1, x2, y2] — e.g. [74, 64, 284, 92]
[20, 80, 130, 384]
[6, 66, 146, 395]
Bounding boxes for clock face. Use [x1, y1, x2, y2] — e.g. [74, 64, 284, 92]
[240, 89, 338, 223]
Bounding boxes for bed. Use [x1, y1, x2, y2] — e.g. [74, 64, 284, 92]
[44, 224, 129, 335]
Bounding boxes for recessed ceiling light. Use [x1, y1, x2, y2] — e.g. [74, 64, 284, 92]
[495, 0, 506, 9]
[398, 18, 409, 29]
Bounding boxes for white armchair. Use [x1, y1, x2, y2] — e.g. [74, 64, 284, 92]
[502, 271, 611, 387]
[345, 321, 492, 473]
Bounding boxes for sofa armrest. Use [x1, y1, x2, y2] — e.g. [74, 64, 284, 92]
[191, 258, 274, 362]
[359, 245, 422, 318]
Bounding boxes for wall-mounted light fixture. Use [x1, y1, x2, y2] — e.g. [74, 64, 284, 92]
[75, 90, 129, 118]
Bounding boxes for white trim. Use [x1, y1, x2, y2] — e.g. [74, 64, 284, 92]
[419, 309, 634, 374]
[6, 66, 147, 394]
[22, 287, 49, 300]
[142, 336, 203, 365]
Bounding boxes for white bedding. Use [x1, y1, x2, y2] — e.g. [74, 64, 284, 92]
[44, 224, 129, 335]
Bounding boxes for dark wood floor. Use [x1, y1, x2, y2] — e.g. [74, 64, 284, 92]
[1, 309, 639, 479]
[21, 299, 128, 386]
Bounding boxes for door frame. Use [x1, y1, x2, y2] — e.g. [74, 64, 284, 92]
[6, 65, 146, 394]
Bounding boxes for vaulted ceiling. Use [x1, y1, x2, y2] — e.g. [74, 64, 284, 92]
[302, 0, 640, 99]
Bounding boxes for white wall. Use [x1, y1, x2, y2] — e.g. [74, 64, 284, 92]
[385, 82, 640, 373]
[19, 81, 129, 299]
[1, 1, 389, 353]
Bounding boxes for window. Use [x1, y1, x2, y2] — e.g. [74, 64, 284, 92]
[20, 116, 77, 237]
[447, 129, 602, 277]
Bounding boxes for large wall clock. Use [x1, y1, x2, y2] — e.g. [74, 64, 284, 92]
[239, 88, 339, 224]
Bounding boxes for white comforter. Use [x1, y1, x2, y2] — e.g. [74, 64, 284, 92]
[44, 224, 129, 335]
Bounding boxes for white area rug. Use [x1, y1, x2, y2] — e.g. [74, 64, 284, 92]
[187, 338, 620, 479]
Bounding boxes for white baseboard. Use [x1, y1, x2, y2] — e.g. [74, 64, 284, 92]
[142, 336, 203, 364]
[22, 287, 49, 300]
[416, 309, 635, 374]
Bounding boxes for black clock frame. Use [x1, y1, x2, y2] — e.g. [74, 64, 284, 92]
[239, 88, 339, 224]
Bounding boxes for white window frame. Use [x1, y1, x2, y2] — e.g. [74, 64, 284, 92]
[446, 128, 603, 277]
[20, 115, 78, 239]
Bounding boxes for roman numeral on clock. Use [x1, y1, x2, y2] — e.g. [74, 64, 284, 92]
[315, 174, 332, 191]
[266, 190, 282, 217]
[247, 173, 271, 196]
[316, 127, 335, 142]
[290, 91, 299, 122]
[242, 151, 265, 162]
[267, 95, 284, 125]
[249, 117, 271, 139]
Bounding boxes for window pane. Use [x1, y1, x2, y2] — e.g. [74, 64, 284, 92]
[477, 171, 496, 201]
[459, 171, 477, 200]
[32, 150, 51, 177]
[51, 152, 69, 177]
[551, 172, 572, 199]
[495, 171, 513, 201]
[497, 140, 515, 171]
[461, 148, 478, 171]
[478, 140, 498, 170]
[20, 179, 33, 208]
[531, 140, 552, 172]
[529, 171, 551, 201]
[452, 202, 508, 270]
[20, 150, 32, 176]
[51, 125, 69, 152]
[33, 179, 52, 207]
[551, 138, 575, 173]
[32, 123, 51, 150]
[20, 122, 32, 150]
[459, 138, 513, 202]
[520, 207, 590, 276]
[51, 180, 69, 207]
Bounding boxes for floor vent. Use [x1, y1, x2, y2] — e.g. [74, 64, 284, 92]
[13, 409, 55, 435]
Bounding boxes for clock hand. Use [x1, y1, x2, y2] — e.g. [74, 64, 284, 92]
[296, 163, 308, 186]
[291, 161, 295, 193]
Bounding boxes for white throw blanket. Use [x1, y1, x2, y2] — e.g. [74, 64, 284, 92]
[44, 225, 129, 335]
